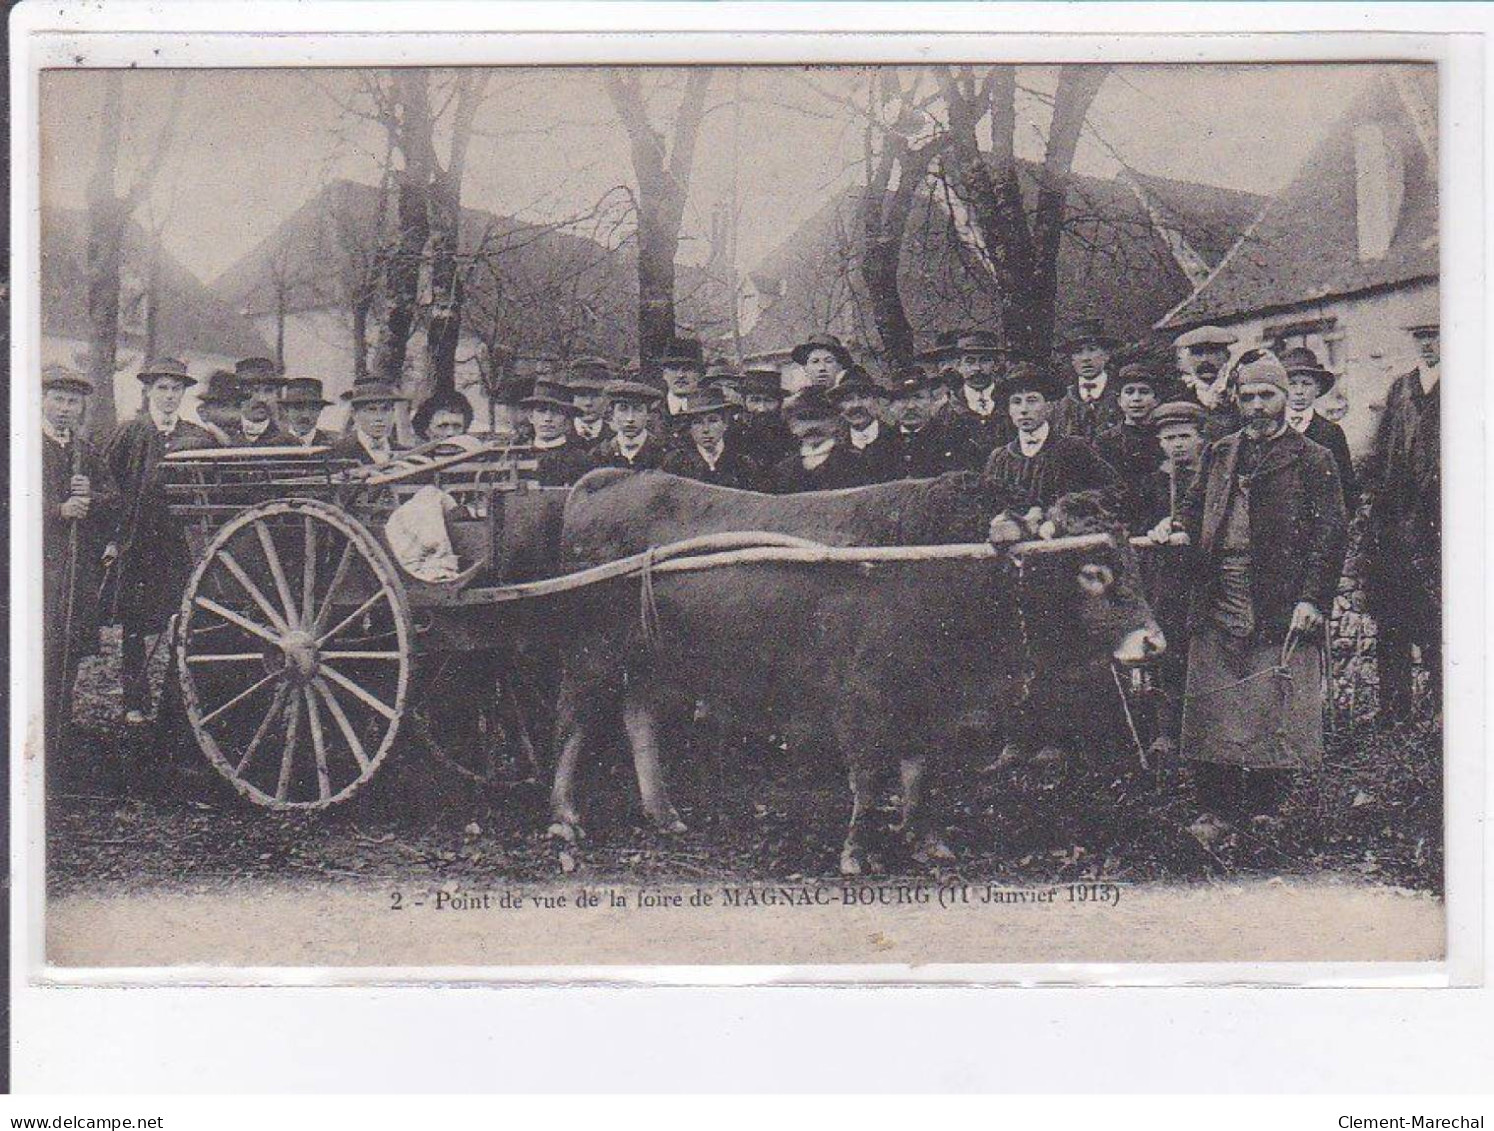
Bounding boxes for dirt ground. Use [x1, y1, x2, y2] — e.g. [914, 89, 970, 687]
[42, 630, 1445, 966]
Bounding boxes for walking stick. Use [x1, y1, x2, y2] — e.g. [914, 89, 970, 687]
[54, 442, 85, 748]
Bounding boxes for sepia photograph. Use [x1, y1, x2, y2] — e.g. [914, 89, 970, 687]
[29, 55, 1447, 970]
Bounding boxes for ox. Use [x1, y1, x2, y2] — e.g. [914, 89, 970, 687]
[548, 470, 1164, 874]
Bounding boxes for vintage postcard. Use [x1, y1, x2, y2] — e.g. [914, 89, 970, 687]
[17, 33, 1466, 976]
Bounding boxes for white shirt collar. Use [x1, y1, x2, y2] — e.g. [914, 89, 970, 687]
[357, 428, 393, 464]
[800, 437, 836, 470]
[1077, 373, 1108, 402]
[617, 433, 648, 462]
[1419, 366, 1439, 395]
[242, 416, 271, 441]
[1286, 407, 1314, 433]
[964, 384, 996, 416]
[666, 392, 689, 415]
[533, 435, 568, 450]
[849, 419, 880, 450]
[148, 403, 180, 435]
[695, 440, 724, 470]
[575, 418, 603, 440]
[42, 418, 72, 446]
[1017, 421, 1051, 458]
[295, 428, 320, 446]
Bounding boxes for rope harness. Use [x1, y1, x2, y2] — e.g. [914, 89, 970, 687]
[1186, 626, 1308, 755]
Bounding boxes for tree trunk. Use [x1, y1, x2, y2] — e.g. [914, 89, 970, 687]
[84, 73, 127, 433]
[371, 70, 434, 389]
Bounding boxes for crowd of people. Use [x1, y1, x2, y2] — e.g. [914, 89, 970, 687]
[40, 312, 1442, 831]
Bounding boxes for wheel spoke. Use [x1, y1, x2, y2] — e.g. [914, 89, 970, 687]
[215, 551, 292, 635]
[320, 664, 398, 721]
[314, 677, 371, 772]
[312, 542, 355, 635]
[195, 596, 281, 647]
[236, 681, 290, 775]
[316, 589, 389, 648]
[319, 650, 402, 661]
[198, 667, 281, 727]
[304, 687, 332, 802]
[185, 652, 266, 664]
[275, 692, 302, 802]
[256, 522, 300, 629]
[301, 516, 318, 628]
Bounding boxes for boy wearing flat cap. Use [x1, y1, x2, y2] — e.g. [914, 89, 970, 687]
[771, 388, 866, 493]
[589, 380, 668, 471]
[982, 362, 1119, 522]
[1149, 348, 1348, 826]
[661, 385, 760, 489]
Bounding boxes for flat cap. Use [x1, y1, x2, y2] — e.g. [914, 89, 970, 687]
[1148, 400, 1207, 431]
[1174, 325, 1239, 350]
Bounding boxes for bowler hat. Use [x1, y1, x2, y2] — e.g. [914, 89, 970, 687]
[790, 332, 853, 370]
[1148, 401, 1207, 432]
[887, 364, 940, 398]
[235, 356, 285, 385]
[346, 381, 411, 406]
[1058, 318, 1119, 353]
[953, 330, 1005, 356]
[603, 379, 664, 405]
[677, 385, 735, 417]
[137, 356, 197, 387]
[1279, 347, 1337, 396]
[827, 365, 889, 404]
[1003, 361, 1065, 402]
[740, 368, 785, 400]
[197, 369, 240, 405]
[42, 364, 94, 396]
[282, 377, 332, 407]
[566, 357, 613, 391]
[782, 387, 840, 423]
[520, 381, 581, 414]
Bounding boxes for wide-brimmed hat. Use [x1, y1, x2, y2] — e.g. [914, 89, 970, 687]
[282, 377, 332, 407]
[827, 365, 889, 404]
[235, 356, 285, 386]
[782, 387, 840, 423]
[1149, 401, 1208, 431]
[603, 379, 664, 405]
[1003, 361, 1065, 401]
[790, 332, 853, 370]
[1173, 325, 1239, 351]
[42, 364, 94, 395]
[1279, 347, 1337, 396]
[566, 357, 613, 391]
[951, 330, 1005, 357]
[677, 385, 736, 417]
[520, 381, 581, 414]
[346, 381, 411, 406]
[490, 376, 535, 407]
[740, 367, 785, 400]
[1058, 318, 1119, 353]
[196, 369, 240, 405]
[887, 363, 940, 398]
[137, 356, 197, 387]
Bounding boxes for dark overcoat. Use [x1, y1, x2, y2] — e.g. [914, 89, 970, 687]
[888, 418, 972, 479]
[1301, 413, 1358, 514]
[1177, 426, 1348, 646]
[981, 434, 1119, 513]
[533, 440, 596, 487]
[771, 444, 869, 493]
[660, 442, 761, 491]
[1363, 370, 1438, 617]
[43, 432, 119, 666]
[587, 434, 668, 472]
[1051, 386, 1124, 444]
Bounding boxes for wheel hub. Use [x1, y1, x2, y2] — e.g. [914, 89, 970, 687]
[280, 630, 319, 682]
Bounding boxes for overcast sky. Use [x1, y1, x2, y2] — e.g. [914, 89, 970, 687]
[39, 63, 1383, 285]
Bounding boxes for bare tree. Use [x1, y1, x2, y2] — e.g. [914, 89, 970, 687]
[604, 69, 714, 360]
[84, 72, 184, 431]
[934, 64, 1109, 359]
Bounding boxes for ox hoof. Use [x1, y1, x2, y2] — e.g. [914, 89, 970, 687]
[839, 848, 865, 876]
[547, 820, 584, 844]
[648, 809, 689, 835]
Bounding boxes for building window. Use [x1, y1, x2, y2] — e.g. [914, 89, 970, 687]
[1266, 317, 1341, 371]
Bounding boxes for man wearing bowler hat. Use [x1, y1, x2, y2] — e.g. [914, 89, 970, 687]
[1148, 348, 1348, 825]
[732, 364, 792, 478]
[279, 378, 339, 447]
[229, 356, 295, 447]
[1364, 321, 1442, 723]
[589, 379, 668, 471]
[653, 337, 707, 446]
[194, 369, 242, 439]
[982, 361, 1118, 519]
[330, 382, 410, 466]
[790, 332, 853, 391]
[829, 364, 898, 483]
[521, 379, 593, 486]
[771, 388, 866, 493]
[944, 329, 1014, 459]
[566, 357, 613, 448]
[661, 385, 760, 489]
[1280, 346, 1357, 512]
[1051, 318, 1124, 444]
[103, 357, 219, 724]
[886, 364, 972, 479]
[42, 365, 119, 749]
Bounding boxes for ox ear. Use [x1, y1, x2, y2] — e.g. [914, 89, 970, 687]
[1077, 561, 1115, 597]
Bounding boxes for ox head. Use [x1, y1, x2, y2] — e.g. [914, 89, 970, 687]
[1006, 491, 1165, 671]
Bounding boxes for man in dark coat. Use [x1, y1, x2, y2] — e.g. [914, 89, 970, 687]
[983, 362, 1119, 520]
[771, 388, 867, 493]
[566, 358, 613, 449]
[1051, 318, 1124, 443]
[653, 337, 706, 449]
[103, 357, 219, 723]
[886, 365, 973, 479]
[1172, 325, 1242, 440]
[943, 329, 1014, 462]
[1150, 349, 1348, 823]
[42, 366, 119, 747]
[588, 380, 668, 471]
[194, 369, 242, 439]
[280, 378, 339, 447]
[789, 332, 853, 391]
[227, 357, 297, 447]
[661, 385, 760, 489]
[328, 382, 411, 466]
[732, 365, 793, 476]
[1281, 347, 1358, 513]
[828, 365, 898, 483]
[1096, 362, 1170, 532]
[1364, 322, 1441, 723]
[522, 380, 594, 486]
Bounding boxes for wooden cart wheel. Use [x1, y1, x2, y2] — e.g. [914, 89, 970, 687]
[412, 651, 555, 786]
[175, 498, 412, 809]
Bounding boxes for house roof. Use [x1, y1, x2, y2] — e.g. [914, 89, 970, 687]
[41, 207, 270, 358]
[738, 159, 1265, 360]
[1159, 67, 1438, 330]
